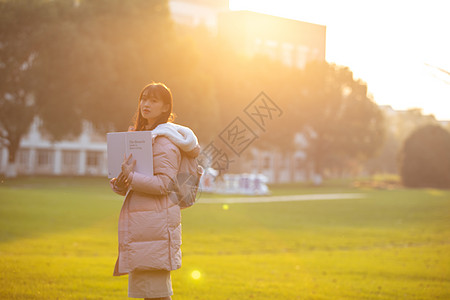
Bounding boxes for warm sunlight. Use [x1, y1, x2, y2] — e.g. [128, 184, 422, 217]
[229, 0, 450, 120]
[2, 2, 450, 298]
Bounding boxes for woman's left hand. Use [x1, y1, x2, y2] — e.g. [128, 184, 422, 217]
[121, 154, 136, 178]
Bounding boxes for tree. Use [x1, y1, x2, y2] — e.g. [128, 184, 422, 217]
[399, 124, 450, 188]
[34, 0, 219, 143]
[31, 0, 177, 136]
[296, 61, 385, 177]
[178, 29, 385, 178]
[0, 0, 191, 176]
[0, 0, 46, 176]
[0, 0, 109, 176]
[364, 107, 438, 175]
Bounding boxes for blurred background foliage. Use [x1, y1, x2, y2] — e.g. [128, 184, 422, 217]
[399, 125, 450, 189]
[1, 0, 448, 185]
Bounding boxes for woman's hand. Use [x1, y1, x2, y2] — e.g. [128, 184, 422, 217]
[112, 172, 127, 190]
[121, 153, 136, 178]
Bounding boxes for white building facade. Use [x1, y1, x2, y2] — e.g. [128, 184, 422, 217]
[0, 118, 107, 177]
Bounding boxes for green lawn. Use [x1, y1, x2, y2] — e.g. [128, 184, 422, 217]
[0, 177, 449, 299]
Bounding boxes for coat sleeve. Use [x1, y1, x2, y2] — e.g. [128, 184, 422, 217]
[129, 137, 180, 195]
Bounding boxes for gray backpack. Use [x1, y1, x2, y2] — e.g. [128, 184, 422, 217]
[169, 147, 203, 209]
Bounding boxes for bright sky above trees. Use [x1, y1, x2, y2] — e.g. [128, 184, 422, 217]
[230, 0, 450, 120]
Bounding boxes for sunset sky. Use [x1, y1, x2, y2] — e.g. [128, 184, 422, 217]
[229, 0, 450, 121]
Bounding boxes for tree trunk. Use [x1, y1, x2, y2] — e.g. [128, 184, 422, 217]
[289, 154, 295, 182]
[6, 138, 19, 178]
[311, 140, 324, 185]
[6, 162, 18, 178]
[272, 152, 280, 184]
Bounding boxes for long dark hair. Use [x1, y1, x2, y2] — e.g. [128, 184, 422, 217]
[131, 82, 175, 131]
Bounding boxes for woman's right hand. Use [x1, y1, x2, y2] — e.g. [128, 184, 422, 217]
[110, 172, 129, 194]
[113, 172, 127, 188]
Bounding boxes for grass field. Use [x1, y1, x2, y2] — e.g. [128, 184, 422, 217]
[0, 177, 449, 299]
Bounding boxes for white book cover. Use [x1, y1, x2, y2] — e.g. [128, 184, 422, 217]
[106, 131, 153, 178]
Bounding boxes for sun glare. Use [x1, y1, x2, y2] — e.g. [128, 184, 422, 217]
[228, 0, 450, 120]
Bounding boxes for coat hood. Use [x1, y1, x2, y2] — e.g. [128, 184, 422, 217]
[152, 123, 200, 158]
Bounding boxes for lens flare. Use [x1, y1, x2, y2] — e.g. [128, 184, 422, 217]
[191, 270, 201, 280]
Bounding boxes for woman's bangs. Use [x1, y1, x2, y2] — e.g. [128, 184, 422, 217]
[141, 85, 164, 101]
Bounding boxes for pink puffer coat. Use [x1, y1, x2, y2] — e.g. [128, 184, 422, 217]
[111, 136, 185, 276]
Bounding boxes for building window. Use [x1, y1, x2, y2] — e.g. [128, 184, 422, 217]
[263, 39, 278, 60]
[63, 150, 79, 167]
[281, 42, 294, 66]
[295, 157, 304, 170]
[278, 156, 286, 169]
[87, 151, 101, 167]
[37, 149, 53, 166]
[296, 45, 310, 69]
[263, 156, 272, 169]
[18, 149, 30, 166]
[252, 158, 259, 170]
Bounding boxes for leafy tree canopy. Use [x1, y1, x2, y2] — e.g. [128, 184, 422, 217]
[295, 61, 385, 175]
[399, 124, 450, 188]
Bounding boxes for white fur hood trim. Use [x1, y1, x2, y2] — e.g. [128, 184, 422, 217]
[152, 123, 199, 152]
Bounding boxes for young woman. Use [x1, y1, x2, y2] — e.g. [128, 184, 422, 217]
[110, 82, 201, 299]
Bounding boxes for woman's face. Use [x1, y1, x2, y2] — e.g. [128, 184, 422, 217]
[140, 95, 169, 125]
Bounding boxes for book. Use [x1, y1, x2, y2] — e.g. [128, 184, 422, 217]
[106, 131, 153, 178]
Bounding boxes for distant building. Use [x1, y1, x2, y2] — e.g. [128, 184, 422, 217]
[0, 118, 107, 177]
[169, 0, 229, 31]
[170, 1, 326, 68]
[226, 145, 310, 184]
[218, 10, 326, 68]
